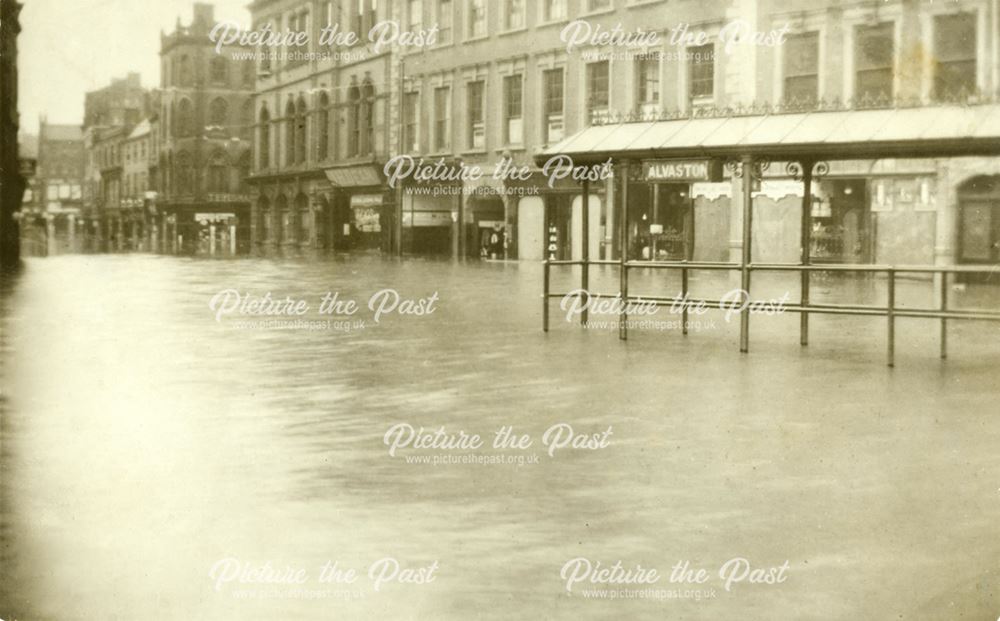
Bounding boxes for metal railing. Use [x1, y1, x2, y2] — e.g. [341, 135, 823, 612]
[543, 259, 1000, 367]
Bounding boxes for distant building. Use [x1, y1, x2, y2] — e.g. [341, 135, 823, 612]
[32, 120, 86, 253]
[84, 72, 154, 130]
[157, 2, 255, 255]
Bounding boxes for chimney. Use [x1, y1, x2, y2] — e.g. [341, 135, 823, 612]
[192, 3, 214, 26]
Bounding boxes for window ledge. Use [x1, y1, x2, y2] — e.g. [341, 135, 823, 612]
[465, 33, 489, 43]
[536, 18, 569, 28]
[462, 149, 489, 156]
[579, 8, 615, 18]
[498, 26, 528, 37]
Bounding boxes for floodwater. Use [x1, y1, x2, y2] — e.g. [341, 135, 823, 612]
[1, 255, 999, 620]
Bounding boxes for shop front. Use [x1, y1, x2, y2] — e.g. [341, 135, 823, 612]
[322, 163, 394, 254]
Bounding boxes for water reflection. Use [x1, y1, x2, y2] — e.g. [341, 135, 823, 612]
[1, 255, 999, 620]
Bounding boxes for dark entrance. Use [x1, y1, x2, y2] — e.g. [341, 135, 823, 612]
[811, 178, 872, 264]
[958, 176, 1000, 265]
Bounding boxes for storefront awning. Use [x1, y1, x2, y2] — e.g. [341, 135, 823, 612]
[536, 103, 1000, 166]
[323, 164, 384, 188]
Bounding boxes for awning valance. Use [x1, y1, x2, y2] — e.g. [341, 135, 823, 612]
[535, 103, 1000, 166]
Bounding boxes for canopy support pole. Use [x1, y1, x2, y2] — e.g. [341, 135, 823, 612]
[619, 160, 630, 341]
[581, 177, 590, 326]
[800, 160, 814, 347]
[739, 155, 754, 354]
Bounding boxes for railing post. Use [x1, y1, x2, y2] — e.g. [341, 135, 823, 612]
[581, 177, 590, 326]
[887, 268, 896, 368]
[800, 160, 813, 346]
[681, 265, 689, 336]
[739, 155, 754, 354]
[619, 160, 630, 341]
[940, 270, 948, 359]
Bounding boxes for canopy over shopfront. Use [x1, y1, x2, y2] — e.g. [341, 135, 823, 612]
[535, 101, 1000, 365]
[535, 102, 1000, 165]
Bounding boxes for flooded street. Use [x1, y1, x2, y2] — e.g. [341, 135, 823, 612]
[2, 255, 999, 620]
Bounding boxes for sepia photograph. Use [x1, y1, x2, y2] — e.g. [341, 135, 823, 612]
[1, 0, 999, 618]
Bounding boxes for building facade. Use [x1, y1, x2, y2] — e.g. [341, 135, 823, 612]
[0, 0, 24, 268]
[248, 0, 402, 255]
[27, 120, 86, 254]
[158, 2, 255, 256]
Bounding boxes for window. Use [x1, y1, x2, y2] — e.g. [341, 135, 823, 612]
[176, 99, 195, 137]
[783, 32, 819, 106]
[688, 43, 714, 100]
[434, 86, 451, 151]
[260, 24, 274, 73]
[285, 100, 296, 164]
[438, 0, 453, 44]
[543, 68, 564, 143]
[296, 194, 309, 244]
[176, 152, 194, 193]
[289, 9, 310, 63]
[211, 57, 228, 85]
[179, 55, 192, 86]
[586, 0, 610, 12]
[467, 81, 485, 149]
[404, 91, 419, 152]
[348, 86, 361, 156]
[208, 152, 229, 193]
[468, 0, 487, 38]
[636, 55, 660, 112]
[504, 0, 525, 30]
[934, 13, 976, 100]
[362, 82, 376, 155]
[587, 61, 609, 124]
[318, 92, 330, 160]
[295, 96, 308, 164]
[259, 106, 271, 168]
[352, 0, 377, 35]
[543, 0, 566, 22]
[241, 100, 254, 140]
[503, 74, 523, 144]
[409, 0, 422, 30]
[209, 97, 228, 128]
[855, 22, 894, 104]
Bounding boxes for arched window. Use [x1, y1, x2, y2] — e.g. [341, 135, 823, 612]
[275, 194, 288, 243]
[295, 96, 308, 164]
[176, 99, 194, 137]
[362, 81, 376, 155]
[179, 55, 192, 87]
[258, 195, 271, 242]
[285, 99, 296, 166]
[210, 57, 228, 85]
[176, 151, 194, 194]
[348, 85, 361, 157]
[318, 92, 330, 160]
[209, 97, 228, 129]
[207, 151, 229, 193]
[259, 106, 271, 168]
[241, 100, 254, 140]
[295, 192, 309, 244]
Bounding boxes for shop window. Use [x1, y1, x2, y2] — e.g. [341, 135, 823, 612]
[543, 68, 564, 144]
[467, 80, 485, 150]
[855, 22, 894, 106]
[503, 74, 523, 145]
[688, 43, 714, 102]
[958, 176, 1000, 264]
[587, 61, 609, 125]
[784, 32, 819, 106]
[934, 13, 976, 101]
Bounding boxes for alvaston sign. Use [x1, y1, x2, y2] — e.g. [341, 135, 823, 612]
[642, 159, 723, 182]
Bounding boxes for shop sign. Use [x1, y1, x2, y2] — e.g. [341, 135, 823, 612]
[353, 206, 382, 233]
[350, 194, 383, 208]
[643, 159, 722, 182]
